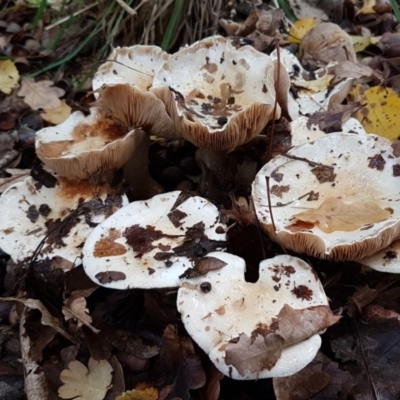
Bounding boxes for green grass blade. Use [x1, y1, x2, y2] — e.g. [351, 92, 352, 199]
[277, 0, 297, 23]
[390, 0, 400, 23]
[161, 0, 185, 51]
[32, 0, 48, 30]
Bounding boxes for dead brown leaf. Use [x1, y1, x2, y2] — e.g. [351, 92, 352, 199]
[307, 102, 361, 133]
[292, 198, 391, 233]
[18, 77, 65, 110]
[225, 305, 340, 376]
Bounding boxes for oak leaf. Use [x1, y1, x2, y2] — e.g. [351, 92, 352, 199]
[18, 78, 65, 110]
[58, 357, 113, 400]
[0, 60, 19, 94]
[292, 198, 391, 233]
[41, 99, 71, 124]
[225, 305, 340, 376]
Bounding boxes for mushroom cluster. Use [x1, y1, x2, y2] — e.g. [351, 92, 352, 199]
[1, 36, 345, 382]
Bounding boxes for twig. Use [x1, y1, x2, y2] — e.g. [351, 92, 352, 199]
[45, 2, 98, 30]
[115, 0, 137, 15]
[265, 176, 277, 233]
[282, 154, 334, 170]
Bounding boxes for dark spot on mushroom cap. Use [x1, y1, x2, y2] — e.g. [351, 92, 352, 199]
[26, 205, 39, 223]
[217, 116, 228, 126]
[200, 282, 212, 293]
[384, 251, 397, 260]
[291, 285, 313, 301]
[39, 204, 51, 217]
[95, 271, 126, 283]
[368, 154, 386, 171]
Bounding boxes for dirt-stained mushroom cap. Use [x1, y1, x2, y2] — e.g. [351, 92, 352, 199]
[252, 133, 400, 261]
[151, 36, 281, 151]
[290, 116, 366, 147]
[35, 108, 138, 180]
[93, 46, 176, 138]
[93, 45, 169, 93]
[177, 252, 336, 380]
[82, 191, 227, 289]
[0, 176, 127, 264]
[359, 238, 400, 274]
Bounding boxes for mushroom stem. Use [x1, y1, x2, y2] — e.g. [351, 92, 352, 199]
[122, 130, 163, 200]
[196, 148, 257, 203]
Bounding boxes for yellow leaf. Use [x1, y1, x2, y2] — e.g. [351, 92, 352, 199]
[352, 85, 400, 140]
[350, 35, 381, 52]
[41, 100, 72, 124]
[358, 0, 377, 14]
[116, 388, 159, 400]
[58, 357, 113, 400]
[0, 60, 19, 94]
[292, 198, 391, 233]
[289, 18, 318, 44]
[293, 74, 334, 92]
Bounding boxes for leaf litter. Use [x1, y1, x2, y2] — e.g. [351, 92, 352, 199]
[2, 0, 400, 399]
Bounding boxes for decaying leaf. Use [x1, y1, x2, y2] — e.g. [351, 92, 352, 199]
[58, 357, 113, 400]
[41, 99, 72, 124]
[0, 60, 19, 94]
[225, 305, 340, 376]
[18, 77, 65, 110]
[292, 198, 391, 233]
[331, 320, 400, 398]
[179, 256, 227, 279]
[1, 297, 77, 344]
[273, 352, 354, 400]
[116, 387, 159, 400]
[353, 85, 400, 140]
[62, 295, 97, 332]
[307, 102, 361, 133]
[288, 18, 317, 44]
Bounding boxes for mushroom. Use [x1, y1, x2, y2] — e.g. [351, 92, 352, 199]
[300, 23, 357, 67]
[35, 108, 161, 198]
[151, 36, 280, 151]
[270, 48, 354, 121]
[252, 133, 400, 261]
[358, 239, 400, 273]
[177, 252, 338, 379]
[0, 175, 128, 265]
[93, 45, 176, 138]
[35, 108, 137, 180]
[82, 191, 227, 289]
[150, 36, 284, 198]
[290, 116, 366, 147]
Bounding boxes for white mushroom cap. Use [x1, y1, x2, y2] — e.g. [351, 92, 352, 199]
[359, 238, 400, 273]
[35, 108, 138, 180]
[0, 176, 128, 264]
[270, 48, 353, 121]
[82, 191, 227, 289]
[252, 133, 400, 260]
[151, 36, 281, 151]
[290, 116, 366, 147]
[177, 252, 330, 380]
[92, 46, 176, 138]
[93, 45, 169, 93]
